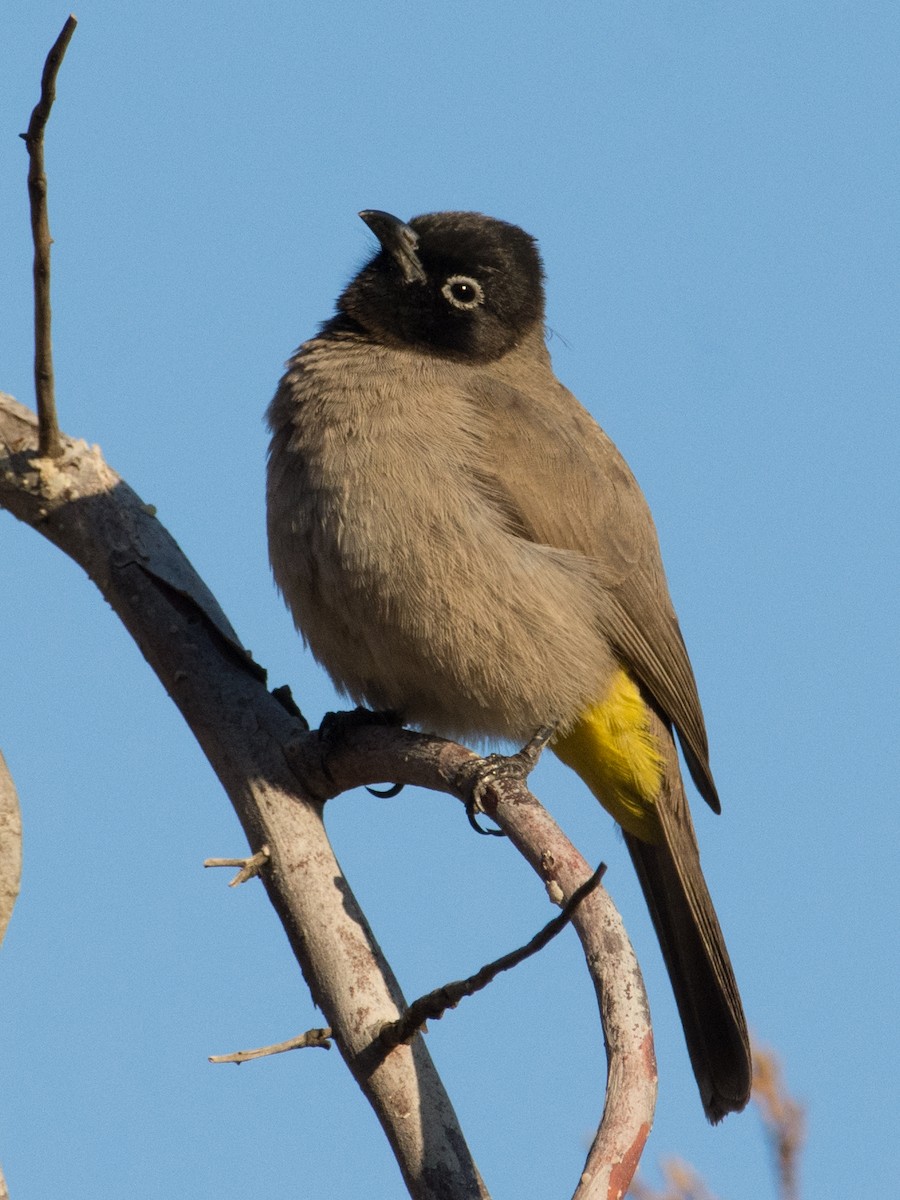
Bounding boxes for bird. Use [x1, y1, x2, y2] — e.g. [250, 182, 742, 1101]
[266, 208, 752, 1121]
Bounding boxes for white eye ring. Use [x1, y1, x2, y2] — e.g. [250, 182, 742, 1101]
[441, 274, 484, 310]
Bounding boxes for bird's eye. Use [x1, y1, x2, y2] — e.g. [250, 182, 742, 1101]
[441, 275, 484, 310]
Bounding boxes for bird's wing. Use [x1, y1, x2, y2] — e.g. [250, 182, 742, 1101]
[464, 364, 719, 811]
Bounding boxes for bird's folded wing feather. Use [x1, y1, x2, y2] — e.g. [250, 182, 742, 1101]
[465, 367, 719, 810]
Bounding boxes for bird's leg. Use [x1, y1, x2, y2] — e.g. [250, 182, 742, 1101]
[466, 724, 558, 835]
[514, 724, 557, 770]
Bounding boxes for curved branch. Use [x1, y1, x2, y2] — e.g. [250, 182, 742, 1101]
[0, 395, 488, 1200]
[311, 722, 658, 1198]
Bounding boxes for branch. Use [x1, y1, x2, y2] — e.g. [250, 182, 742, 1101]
[751, 1045, 804, 1200]
[203, 844, 271, 886]
[0, 393, 656, 1198]
[19, 14, 77, 459]
[0, 750, 22, 1200]
[628, 1158, 720, 1200]
[210, 1028, 333, 1064]
[378, 862, 606, 1051]
[0, 394, 488, 1200]
[298, 723, 658, 1199]
[208, 867, 601, 1072]
[0, 751, 22, 949]
[3, 20, 658, 1198]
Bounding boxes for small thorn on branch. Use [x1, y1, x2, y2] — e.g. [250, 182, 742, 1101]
[209, 1027, 333, 1064]
[20, 14, 78, 460]
[204, 844, 270, 886]
[378, 861, 606, 1051]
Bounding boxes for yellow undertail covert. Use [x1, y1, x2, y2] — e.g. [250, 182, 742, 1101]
[552, 667, 665, 843]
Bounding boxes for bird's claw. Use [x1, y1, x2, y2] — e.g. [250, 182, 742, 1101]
[465, 724, 557, 836]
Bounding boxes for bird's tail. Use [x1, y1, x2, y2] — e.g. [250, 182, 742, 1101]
[554, 675, 752, 1119]
[624, 715, 751, 1121]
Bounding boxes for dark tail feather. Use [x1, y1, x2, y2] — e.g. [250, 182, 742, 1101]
[624, 724, 752, 1121]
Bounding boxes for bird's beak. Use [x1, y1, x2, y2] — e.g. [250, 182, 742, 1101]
[359, 210, 427, 284]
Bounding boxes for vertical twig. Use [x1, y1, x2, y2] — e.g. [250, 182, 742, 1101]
[19, 15, 78, 459]
[751, 1045, 804, 1200]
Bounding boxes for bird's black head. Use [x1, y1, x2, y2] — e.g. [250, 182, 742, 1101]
[338, 210, 545, 362]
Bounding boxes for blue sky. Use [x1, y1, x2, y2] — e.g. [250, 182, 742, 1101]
[1, 3, 898, 1197]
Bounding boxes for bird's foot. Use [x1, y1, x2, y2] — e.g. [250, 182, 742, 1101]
[466, 724, 557, 836]
[318, 706, 402, 738]
[318, 707, 405, 796]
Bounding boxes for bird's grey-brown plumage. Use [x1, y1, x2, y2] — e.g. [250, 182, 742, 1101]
[266, 210, 751, 1120]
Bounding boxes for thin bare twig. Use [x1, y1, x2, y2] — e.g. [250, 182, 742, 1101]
[752, 1044, 804, 1200]
[379, 861, 606, 1050]
[629, 1047, 805, 1200]
[204, 844, 270, 885]
[210, 1028, 333, 1064]
[207, 867, 604, 1070]
[19, 14, 77, 458]
[628, 1157, 720, 1200]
